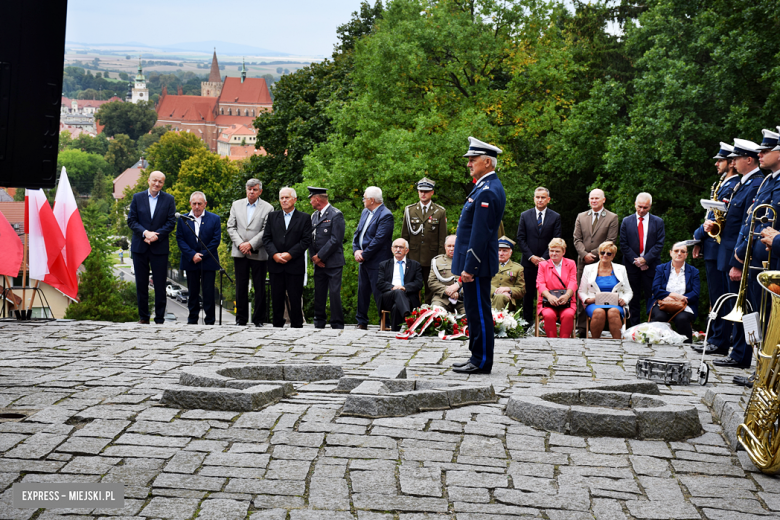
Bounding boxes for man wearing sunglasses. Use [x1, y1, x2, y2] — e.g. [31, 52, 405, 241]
[620, 193, 665, 326]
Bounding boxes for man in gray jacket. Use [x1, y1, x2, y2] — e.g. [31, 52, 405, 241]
[308, 187, 345, 329]
[227, 178, 273, 326]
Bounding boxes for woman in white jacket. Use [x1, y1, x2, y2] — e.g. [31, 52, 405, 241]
[578, 241, 632, 339]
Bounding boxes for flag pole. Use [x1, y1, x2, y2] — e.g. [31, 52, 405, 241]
[21, 234, 27, 318]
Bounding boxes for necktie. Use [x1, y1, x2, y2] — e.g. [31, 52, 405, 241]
[593, 212, 599, 226]
[638, 216, 644, 255]
[537, 212, 543, 230]
[398, 261, 405, 286]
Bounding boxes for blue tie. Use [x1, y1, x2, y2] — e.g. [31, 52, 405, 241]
[537, 211, 543, 231]
[398, 261, 405, 287]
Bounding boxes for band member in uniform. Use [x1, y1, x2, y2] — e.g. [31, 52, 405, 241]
[490, 237, 525, 311]
[451, 137, 506, 375]
[402, 177, 447, 304]
[692, 143, 742, 354]
[308, 187, 346, 329]
[429, 235, 464, 314]
[713, 138, 764, 370]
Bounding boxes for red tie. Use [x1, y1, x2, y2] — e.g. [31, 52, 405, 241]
[638, 216, 644, 255]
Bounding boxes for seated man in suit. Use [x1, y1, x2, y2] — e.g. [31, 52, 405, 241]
[429, 235, 464, 314]
[620, 192, 665, 326]
[378, 238, 424, 331]
[491, 236, 525, 311]
[176, 191, 221, 325]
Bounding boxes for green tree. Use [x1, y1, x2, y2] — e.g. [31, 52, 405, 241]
[64, 204, 139, 322]
[59, 130, 72, 152]
[119, 72, 129, 81]
[144, 131, 208, 186]
[94, 100, 158, 140]
[105, 133, 139, 175]
[56, 149, 110, 195]
[67, 133, 110, 156]
[137, 126, 168, 152]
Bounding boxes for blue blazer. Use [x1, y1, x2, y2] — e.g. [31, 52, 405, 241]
[176, 211, 221, 271]
[352, 204, 394, 268]
[516, 207, 562, 268]
[620, 213, 665, 269]
[735, 174, 777, 265]
[452, 172, 506, 278]
[693, 175, 738, 261]
[650, 261, 700, 317]
[127, 190, 176, 255]
[720, 171, 763, 271]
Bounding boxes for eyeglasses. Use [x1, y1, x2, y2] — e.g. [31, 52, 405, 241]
[599, 251, 613, 257]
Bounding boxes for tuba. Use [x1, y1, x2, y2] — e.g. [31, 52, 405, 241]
[736, 270, 780, 473]
[707, 175, 727, 243]
[723, 204, 777, 323]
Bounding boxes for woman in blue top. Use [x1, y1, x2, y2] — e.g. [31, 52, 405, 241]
[578, 241, 633, 339]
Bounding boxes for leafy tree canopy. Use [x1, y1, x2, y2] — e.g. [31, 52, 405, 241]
[144, 131, 208, 187]
[56, 149, 110, 195]
[94, 100, 157, 140]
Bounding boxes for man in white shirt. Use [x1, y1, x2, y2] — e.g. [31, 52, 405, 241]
[376, 239, 424, 331]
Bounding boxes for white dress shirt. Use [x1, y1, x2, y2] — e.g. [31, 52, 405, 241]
[319, 203, 331, 218]
[392, 256, 407, 287]
[590, 208, 607, 225]
[283, 209, 294, 229]
[535, 207, 547, 226]
[741, 168, 760, 185]
[552, 260, 563, 277]
[636, 212, 650, 257]
[666, 264, 693, 314]
[359, 208, 376, 249]
[192, 213, 203, 237]
[148, 189, 159, 218]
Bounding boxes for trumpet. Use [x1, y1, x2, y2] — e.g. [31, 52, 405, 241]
[706, 175, 727, 243]
[723, 203, 777, 323]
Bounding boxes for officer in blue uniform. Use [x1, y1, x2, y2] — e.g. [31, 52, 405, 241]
[451, 137, 506, 374]
[692, 142, 739, 355]
[713, 138, 764, 369]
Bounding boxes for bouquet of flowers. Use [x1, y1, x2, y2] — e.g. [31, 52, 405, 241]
[492, 308, 528, 338]
[396, 305, 468, 340]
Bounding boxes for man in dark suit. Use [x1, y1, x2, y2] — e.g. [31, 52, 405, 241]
[352, 186, 395, 329]
[127, 170, 176, 324]
[516, 186, 562, 324]
[451, 137, 506, 375]
[378, 238, 424, 331]
[262, 187, 313, 328]
[620, 192, 665, 326]
[176, 191, 221, 325]
[308, 186, 345, 329]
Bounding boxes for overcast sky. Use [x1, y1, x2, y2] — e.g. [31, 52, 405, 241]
[65, 0, 372, 56]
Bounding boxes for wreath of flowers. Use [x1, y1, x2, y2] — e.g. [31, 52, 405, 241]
[396, 305, 527, 340]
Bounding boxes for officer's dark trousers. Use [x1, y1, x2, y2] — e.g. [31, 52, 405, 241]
[133, 251, 167, 324]
[703, 259, 727, 347]
[727, 276, 752, 367]
[185, 268, 216, 325]
[270, 273, 304, 328]
[314, 265, 344, 329]
[463, 276, 494, 372]
[626, 263, 655, 327]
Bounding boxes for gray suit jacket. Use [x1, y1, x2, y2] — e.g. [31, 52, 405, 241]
[573, 209, 619, 260]
[227, 197, 274, 261]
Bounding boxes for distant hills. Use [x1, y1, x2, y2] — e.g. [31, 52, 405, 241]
[67, 40, 294, 57]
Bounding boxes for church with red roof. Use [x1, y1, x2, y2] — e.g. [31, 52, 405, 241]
[154, 51, 272, 152]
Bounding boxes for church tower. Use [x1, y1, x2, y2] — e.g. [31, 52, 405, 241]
[201, 49, 223, 97]
[131, 58, 149, 104]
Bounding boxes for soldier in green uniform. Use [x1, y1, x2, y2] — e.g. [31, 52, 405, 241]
[402, 177, 447, 304]
[429, 235, 464, 314]
[490, 236, 525, 311]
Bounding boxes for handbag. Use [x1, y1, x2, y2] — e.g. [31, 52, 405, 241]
[594, 292, 619, 306]
[542, 269, 569, 308]
[648, 297, 686, 322]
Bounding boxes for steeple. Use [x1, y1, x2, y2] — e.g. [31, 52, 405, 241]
[241, 57, 246, 84]
[208, 48, 221, 83]
[135, 56, 145, 82]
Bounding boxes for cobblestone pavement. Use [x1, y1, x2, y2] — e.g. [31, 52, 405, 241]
[0, 320, 775, 519]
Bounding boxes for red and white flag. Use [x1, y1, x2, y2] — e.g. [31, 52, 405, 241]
[25, 188, 71, 296]
[0, 211, 23, 277]
[51, 168, 91, 300]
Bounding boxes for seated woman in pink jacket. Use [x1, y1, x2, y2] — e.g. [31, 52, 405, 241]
[536, 238, 578, 338]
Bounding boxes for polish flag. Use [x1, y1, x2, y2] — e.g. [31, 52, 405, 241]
[25, 189, 71, 297]
[0, 211, 23, 277]
[51, 168, 91, 300]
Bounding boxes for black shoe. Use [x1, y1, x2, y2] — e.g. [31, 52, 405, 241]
[451, 361, 470, 368]
[236, 322, 247, 326]
[713, 358, 751, 368]
[254, 323, 264, 328]
[356, 324, 368, 330]
[314, 324, 326, 329]
[138, 319, 150, 324]
[452, 362, 491, 374]
[694, 344, 729, 355]
[733, 374, 756, 388]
